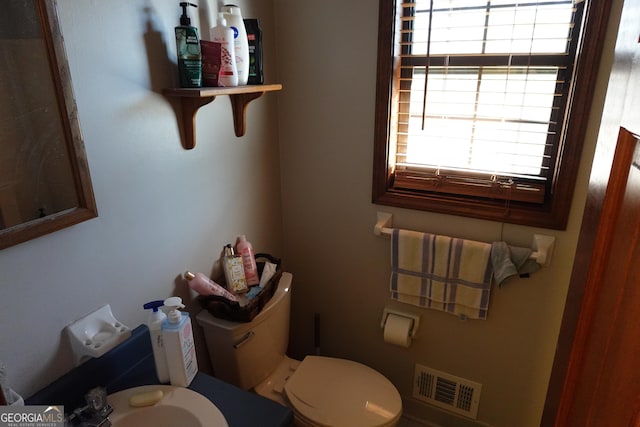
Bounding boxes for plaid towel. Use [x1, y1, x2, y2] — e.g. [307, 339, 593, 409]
[390, 229, 493, 320]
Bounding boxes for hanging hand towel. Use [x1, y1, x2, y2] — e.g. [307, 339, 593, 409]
[490, 241, 541, 287]
[390, 229, 493, 320]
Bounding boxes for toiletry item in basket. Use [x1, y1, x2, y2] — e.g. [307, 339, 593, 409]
[259, 261, 278, 288]
[184, 271, 238, 301]
[221, 4, 249, 85]
[243, 19, 263, 84]
[175, 2, 202, 88]
[209, 13, 238, 87]
[0, 361, 22, 405]
[223, 244, 248, 293]
[162, 297, 198, 387]
[143, 301, 170, 383]
[0, 362, 7, 405]
[235, 235, 259, 286]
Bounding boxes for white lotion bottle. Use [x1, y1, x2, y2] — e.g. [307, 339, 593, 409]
[143, 300, 170, 383]
[221, 4, 249, 85]
[162, 297, 198, 387]
[210, 13, 238, 87]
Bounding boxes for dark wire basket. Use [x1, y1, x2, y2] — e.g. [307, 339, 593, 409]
[197, 253, 282, 323]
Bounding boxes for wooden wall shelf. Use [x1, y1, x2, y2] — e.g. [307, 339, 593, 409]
[163, 84, 282, 150]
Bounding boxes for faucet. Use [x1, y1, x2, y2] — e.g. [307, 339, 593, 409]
[65, 387, 113, 427]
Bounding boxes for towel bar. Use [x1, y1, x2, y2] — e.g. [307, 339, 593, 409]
[374, 212, 555, 267]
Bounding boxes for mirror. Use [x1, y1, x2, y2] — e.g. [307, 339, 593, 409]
[0, 0, 96, 250]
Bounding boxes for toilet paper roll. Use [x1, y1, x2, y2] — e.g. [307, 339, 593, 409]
[383, 313, 413, 347]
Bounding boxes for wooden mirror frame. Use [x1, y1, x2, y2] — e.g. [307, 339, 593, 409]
[0, 0, 97, 250]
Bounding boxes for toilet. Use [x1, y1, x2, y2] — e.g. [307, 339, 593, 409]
[196, 272, 402, 427]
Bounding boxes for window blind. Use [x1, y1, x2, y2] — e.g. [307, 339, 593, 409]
[391, 0, 584, 203]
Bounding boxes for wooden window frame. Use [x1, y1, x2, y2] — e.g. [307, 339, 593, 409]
[372, 0, 613, 230]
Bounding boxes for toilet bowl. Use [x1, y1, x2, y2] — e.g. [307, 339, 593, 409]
[196, 272, 402, 427]
[282, 355, 401, 427]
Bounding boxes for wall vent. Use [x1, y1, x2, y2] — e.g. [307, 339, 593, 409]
[413, 364, 482, 419]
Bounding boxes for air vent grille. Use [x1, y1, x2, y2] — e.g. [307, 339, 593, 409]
[413, 364, 481, 419]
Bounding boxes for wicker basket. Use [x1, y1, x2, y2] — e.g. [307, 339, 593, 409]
[197, 253, 282, 323]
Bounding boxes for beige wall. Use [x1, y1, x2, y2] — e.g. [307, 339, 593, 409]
[274, 1, 623, 426]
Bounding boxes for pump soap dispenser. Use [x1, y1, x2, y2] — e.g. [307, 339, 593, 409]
[175, 2, 202, 88]
[143, 300, 169, 383]
[162, 297, 198, 387]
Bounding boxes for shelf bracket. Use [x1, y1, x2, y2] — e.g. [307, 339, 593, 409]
[230, 92, 266, 137]
[163, 84, 282, 150]
[178, 96, 216, 149]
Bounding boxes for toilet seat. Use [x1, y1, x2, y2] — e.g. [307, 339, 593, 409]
[283, 356, 402, 427]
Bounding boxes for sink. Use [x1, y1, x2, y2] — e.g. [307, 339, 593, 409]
[108, 385, 228, 427]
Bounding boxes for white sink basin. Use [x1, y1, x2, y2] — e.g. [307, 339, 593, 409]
[108, 385, 228, 427]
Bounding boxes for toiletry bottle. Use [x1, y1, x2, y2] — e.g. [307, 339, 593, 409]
[162, 297, 198, 387]
[209, 13, 238, 87]
[236, 235, 259, 286]
[143, 301, 170, 383]
[184, 271, 238, 301]
[0, 362, 8, 405]
[223, 244, 248, 293]
[243, 19, 263, 84]
[221, 4, 249, 85]
[0, 361, 19, 405]
[175, 2, 202, 88]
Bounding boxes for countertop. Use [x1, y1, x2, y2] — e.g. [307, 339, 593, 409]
[26, 325, 293, 427]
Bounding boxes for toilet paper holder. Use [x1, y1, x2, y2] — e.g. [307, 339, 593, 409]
[380, 308, 420, 338]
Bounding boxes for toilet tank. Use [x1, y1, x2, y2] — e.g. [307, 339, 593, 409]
[196, 272, 292, 390]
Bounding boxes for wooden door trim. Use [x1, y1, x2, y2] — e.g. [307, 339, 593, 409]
[548, 127, 640, 425]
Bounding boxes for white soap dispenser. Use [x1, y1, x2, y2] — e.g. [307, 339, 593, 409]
[144, 300, 170, 383]
[162, 297, 198, 387]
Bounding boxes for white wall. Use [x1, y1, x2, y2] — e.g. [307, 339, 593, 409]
[0, 0, 282, 397]
[274, 1, 622, 426]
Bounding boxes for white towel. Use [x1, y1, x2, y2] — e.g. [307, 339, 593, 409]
[390, 229, 493, 320]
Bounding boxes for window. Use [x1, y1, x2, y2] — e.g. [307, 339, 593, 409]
[373, 0, 613, 229]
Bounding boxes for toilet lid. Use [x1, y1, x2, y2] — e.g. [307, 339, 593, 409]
[284, 356, 402, 427]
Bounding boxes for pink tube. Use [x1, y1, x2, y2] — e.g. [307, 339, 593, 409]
[184, 271, 238, 302]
